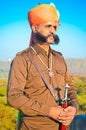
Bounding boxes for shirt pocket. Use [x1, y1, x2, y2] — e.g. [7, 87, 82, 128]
[30, 68, 47, 89]
[56, 69, 66, 87]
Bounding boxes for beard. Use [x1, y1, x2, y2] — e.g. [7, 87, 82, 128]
[33, 32, 60, 45]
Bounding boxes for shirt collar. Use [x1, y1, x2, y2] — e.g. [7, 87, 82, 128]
[31, 44, 56, 56]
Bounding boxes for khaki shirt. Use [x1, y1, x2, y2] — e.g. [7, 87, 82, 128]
[7, 45, 78, 130]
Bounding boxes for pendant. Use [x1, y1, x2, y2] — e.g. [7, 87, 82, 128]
[49, 71, 54, 77]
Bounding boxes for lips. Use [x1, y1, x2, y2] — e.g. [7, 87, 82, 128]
[48, 35, 54, 40]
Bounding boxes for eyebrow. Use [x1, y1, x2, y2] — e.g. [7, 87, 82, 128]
[45, 24, 57, 30]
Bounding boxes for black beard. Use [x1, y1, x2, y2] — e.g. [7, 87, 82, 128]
[33, 32, 60, 45]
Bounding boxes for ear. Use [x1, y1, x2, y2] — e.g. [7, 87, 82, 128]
[31, 25, 37, 33]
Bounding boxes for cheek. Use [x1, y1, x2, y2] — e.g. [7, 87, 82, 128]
[41, 29, 49, 36]
[37, 26, 49, 36]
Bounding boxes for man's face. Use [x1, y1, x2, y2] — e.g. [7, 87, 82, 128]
[34, 21, 59, 44]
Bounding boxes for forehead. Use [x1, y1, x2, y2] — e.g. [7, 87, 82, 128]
[39, 21, 58, 26]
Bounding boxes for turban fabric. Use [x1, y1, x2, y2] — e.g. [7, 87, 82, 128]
[28, 3, 60, 45]
[28, 4, 60, 27]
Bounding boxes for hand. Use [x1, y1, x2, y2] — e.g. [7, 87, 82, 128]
[58, 106, 76, 126]
[49, 106, 63, 121]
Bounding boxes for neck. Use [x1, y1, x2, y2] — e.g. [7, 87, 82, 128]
[37, 43, 50, 55]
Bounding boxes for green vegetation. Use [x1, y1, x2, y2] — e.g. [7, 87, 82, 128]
[0, 77, 86, 129]
[0, 79, 18, 130]
[72, 76, 86, 113]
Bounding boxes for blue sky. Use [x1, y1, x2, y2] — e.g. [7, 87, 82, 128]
[0, 0, 86, 60]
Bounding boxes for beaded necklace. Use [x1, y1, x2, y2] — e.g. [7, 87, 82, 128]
[31, 46, 54, 77]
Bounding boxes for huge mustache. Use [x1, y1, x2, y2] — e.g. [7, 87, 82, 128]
[33, 32, 60, 44]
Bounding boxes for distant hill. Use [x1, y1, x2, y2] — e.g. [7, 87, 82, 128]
[0, 58, 86, 78]
[0, 60, 11, 79]
[66, 58, 86, 76]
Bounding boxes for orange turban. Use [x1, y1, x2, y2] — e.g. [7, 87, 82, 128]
[28, 3, 60, 27]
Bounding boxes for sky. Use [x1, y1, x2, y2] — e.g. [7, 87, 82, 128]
[0, 0, 86, 60]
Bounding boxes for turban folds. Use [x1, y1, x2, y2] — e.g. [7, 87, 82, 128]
[28, 4, 60, 27]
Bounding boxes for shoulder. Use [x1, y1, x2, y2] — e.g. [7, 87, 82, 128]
[11, 48, 31, 66]
[52, 49, 67, 65]
[16, 48, 30, 57]
[15, 47, 32, 61]
[52, 49, 63, 57]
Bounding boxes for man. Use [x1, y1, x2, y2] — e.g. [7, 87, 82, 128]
[7, 3, 78, 130]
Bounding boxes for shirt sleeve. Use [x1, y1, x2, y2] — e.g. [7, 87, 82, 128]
[65, 68, 79, 111]
[7, 54, 52, 117]
[61, 56, 78, 111]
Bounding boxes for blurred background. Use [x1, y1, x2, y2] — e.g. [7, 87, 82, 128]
[0, 0, 86, 60]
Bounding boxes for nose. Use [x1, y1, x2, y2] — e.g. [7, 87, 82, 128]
[50, 26, 56, 34]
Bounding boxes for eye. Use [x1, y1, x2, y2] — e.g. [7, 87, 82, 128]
[53, 26, 57, 30]
[45, 24, 57, 31]
[45, 25, 52, 28]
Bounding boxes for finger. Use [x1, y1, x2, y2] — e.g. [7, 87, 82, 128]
[58, 114, 72, 121]
[59, 118, 71, 125]
[60, 116, 74, 125]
